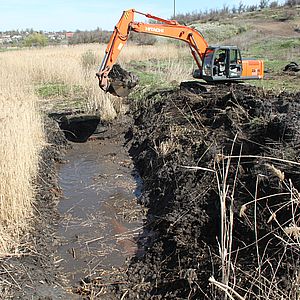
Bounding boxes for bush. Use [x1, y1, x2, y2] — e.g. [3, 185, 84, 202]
[269, 1, 279, 7]
[69, 29, 111, 45]
[23, 33, 48, 47]
[81, 50, 97, 70]
[284, 0, 300, 6]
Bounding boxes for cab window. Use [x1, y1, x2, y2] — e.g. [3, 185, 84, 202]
[230, 50, 238, 64]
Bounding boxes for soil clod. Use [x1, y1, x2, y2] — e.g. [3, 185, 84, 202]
[283, 61, 300, 72]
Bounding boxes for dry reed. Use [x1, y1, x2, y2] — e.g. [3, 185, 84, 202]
[0, 63, 44, 255]
[1, 43, 189, 119]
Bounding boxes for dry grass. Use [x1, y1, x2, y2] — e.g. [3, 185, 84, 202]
[211, 150, 300, 300]
[0, 63, 44, 255]
[1, 43, 189, 119]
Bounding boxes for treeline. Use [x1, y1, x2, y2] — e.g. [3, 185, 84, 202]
[68, 28, 110, 44]
[174, 0, 300, 24]
[69, 28, 156, 45]
[67, 0, 299, 46]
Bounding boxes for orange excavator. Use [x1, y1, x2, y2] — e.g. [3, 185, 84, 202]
[96, 9, 264, 97]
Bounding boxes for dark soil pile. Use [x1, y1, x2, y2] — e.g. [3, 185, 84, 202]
[108, 64, 139, 88]
[123, 84, 300, 299]
[284, 62, 300, 73]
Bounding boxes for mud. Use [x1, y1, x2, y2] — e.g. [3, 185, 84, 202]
[284, 61, 300, 73]
[119, 83, 300, 299]
[56, 136, 143, 287]
[59, 115, 101, 142]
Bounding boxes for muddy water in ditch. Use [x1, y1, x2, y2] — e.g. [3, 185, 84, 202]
[56, 138, 143, 285]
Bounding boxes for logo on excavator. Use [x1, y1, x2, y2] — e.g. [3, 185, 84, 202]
[145, 27, 164, 33]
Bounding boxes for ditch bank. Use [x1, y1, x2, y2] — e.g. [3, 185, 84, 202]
[112, 84, 300, 299]
[0, 117, 71, 299]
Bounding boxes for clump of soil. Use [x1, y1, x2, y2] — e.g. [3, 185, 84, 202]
[107, 64, 139, 97]
[284, 61, 300, 72]
[122, 84, 300, 299]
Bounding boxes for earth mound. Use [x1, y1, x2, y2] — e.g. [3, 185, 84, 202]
[123, 83, 300, 299]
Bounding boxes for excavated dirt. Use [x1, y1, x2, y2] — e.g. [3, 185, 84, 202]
[109, 83, 300, 299]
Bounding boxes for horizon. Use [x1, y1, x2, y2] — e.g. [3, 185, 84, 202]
[0, 0, 286, 32]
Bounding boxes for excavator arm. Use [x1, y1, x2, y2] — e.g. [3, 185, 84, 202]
[96, 9, 208, 93]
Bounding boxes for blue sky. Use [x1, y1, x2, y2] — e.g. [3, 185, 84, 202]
[0, 0, 282, 31]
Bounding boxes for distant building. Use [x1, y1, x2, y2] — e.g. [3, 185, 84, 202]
[65, 32, 74, 39]
[12, 35, 22, 40]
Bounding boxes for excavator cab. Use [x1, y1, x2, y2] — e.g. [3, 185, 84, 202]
[200, 46, 243, 82]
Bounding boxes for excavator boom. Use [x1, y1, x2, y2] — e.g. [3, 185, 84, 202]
[96, 9, 208, 95]
[97, 9, 135, 92]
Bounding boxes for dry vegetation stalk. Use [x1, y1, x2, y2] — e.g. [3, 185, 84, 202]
[0, 43, 188, 119]
[214, 135, 241, 299]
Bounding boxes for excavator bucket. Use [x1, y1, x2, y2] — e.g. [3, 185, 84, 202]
[107, 64, 138, 97]
[108, 80, 132, 97]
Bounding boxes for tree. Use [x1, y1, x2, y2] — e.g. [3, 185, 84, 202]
[238, 1, 245, 13]
[260, 0, 269, 9]
[23, 33, 48, 47]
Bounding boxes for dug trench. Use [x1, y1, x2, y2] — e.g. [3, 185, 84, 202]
[1, 82, 300, 299]
[0, 110, 145, 299]
[58, 83, 300, 299]
[54, 114, 145, 293]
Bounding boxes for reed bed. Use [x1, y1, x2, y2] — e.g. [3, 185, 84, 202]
[0, 63, 44, 255]
[0, 43, 191, 118]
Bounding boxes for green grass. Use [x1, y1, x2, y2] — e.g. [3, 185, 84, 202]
[246, 38, 300, 60]
[127, 60, 165, 86]
[251, 77, 300, 92]
[36, 83, 84, 99]
[242, 37, 300, 92]
[264, 60, 291, 73]
[192, 22, 248, 43]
